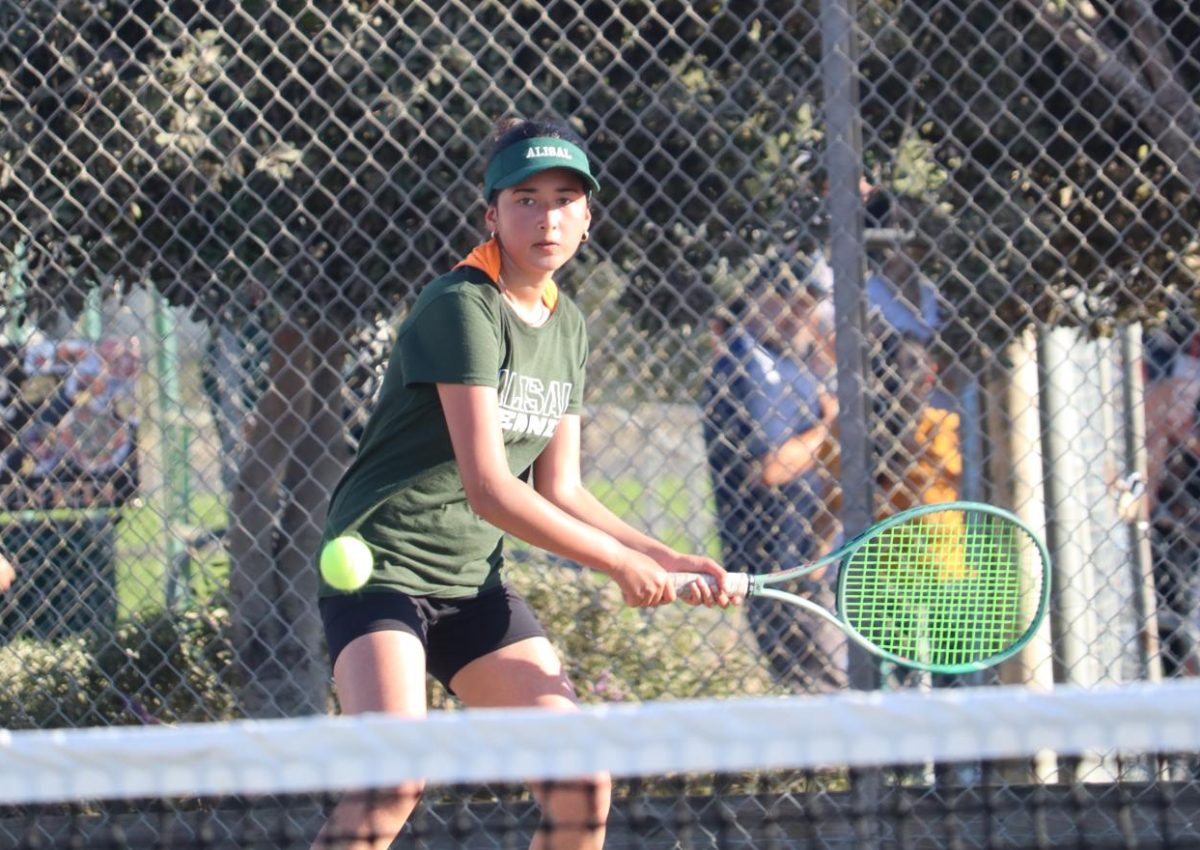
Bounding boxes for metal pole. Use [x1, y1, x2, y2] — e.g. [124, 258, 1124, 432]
[153, 291, 188, 605]
[957, 368, 984, 503]
[1119, 323, 1163, 682]
[821, 3, 881, 841]
[821, 0, 876, 693]
[1037, 326, 1099, 690]
[83, 286, 103, 342]
[1002, 329, 1054, 689]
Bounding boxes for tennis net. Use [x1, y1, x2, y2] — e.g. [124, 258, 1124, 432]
[4, 681, 1200, 849]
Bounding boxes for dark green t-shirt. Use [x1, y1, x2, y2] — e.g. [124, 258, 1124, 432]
[322, 266, 588, 598]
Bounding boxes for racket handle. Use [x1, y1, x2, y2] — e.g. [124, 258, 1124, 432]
[671, 571, 751, 599]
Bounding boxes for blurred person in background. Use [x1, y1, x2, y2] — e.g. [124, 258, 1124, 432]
[866, 240, 940, 353]
[1145, 374, 1200, 677]
[1144, 295, 1200, 383]
[817, 334, 964, 589]
[0, 344, 25, 596]
[702, 254, 848, 693]
[873, 335, 961, 515]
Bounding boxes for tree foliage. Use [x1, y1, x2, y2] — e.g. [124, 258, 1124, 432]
[6, 0, 1194, 335]
[861, 0, 1199, 353]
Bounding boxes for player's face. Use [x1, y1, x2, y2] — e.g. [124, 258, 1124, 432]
[488, 169, 591, 276]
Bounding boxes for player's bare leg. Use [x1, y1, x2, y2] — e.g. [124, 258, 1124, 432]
[452, 637, 611, 850]
[312, 631, 427, 850]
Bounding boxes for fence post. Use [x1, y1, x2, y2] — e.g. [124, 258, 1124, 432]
[152, 291, 189, 606]
[821, 0, 881, 844]
[998, 329, 1053, 683]
[821, 0, 876, 697]
[1038, 326, 1100, 691]
[83, 285, 102, 342]
[1119, 323, 1163, 683]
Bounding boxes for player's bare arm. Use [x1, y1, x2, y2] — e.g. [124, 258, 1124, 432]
[532, 413, 731, 607]
[438, 383, 677, 607]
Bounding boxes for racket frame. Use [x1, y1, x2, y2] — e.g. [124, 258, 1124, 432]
[687, 501, 1053, 674]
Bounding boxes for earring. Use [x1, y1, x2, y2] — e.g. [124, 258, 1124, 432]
[490, 230, 496, 240]
[581, 232, 589, 243]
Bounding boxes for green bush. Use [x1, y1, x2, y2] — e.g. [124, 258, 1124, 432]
[0, 635, 102, 729]
[4, 553, 778, 727]
[0, 607, 237, 729]
[505, 555, 777, 703]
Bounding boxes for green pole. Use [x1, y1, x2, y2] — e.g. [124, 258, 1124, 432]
[83, 285, 103, 342]
[152, 290, 189, 606]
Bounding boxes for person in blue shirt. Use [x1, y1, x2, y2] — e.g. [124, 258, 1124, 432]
[865, 244, 939, 347]
[701, 260, 848, 693]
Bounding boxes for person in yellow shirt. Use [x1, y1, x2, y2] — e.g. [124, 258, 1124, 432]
[816, 334, 964, 578]
[875, 336, 964, 581]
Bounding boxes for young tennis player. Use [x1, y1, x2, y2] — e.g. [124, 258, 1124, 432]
[312, 118, 734, 850]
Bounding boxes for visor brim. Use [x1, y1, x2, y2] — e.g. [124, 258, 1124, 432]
[490, 164, 600, 197]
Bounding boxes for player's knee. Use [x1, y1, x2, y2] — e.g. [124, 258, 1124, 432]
[380, 779, 425, 810]
[348, 781, 425, 824]
[320, 782, 425, 850]
[534, 771, 611, 822]
[584, 770, 612, 819]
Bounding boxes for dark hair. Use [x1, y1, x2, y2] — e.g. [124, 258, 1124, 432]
[485, 117, 588, 168]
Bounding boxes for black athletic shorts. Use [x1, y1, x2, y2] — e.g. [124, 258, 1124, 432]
[318, 583, 546, 689]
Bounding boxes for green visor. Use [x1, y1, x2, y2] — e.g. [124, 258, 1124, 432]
[484, 136, 600, 200]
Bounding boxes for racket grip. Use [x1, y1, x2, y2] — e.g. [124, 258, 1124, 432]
[671, 571, 751, 599]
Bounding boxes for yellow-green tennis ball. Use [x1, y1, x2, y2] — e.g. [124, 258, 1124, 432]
[320, 536, 373, 591]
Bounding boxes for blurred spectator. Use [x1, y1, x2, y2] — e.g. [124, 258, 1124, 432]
[1, 345, 40, 600]
[866, 242, 940, 351]
[794, 247, 836, 381]
[0, 552, 13, 594]
[0, 344, 33, 477]
[818, 334, 962, 528]
[874, 335, 961, 513]
[1145, 375, 1200, 677]
[1145, 296, 1200, 383]
[701, 257, 847, 693]
[1, 346, 27, 598]
[863, 239, 960, 524]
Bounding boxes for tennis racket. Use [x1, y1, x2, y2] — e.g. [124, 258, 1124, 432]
[673, 501, 1052, 674]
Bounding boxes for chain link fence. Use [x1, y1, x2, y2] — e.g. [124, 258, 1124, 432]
[1, 0, 1198, 736]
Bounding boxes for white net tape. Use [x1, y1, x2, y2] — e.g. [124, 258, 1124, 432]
[6, 681, 1200, 805]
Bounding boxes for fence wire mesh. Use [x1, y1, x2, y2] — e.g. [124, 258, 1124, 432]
[1, 0, 1198, 758]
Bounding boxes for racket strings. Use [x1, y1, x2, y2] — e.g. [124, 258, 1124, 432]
[840, 510, 1043, 667]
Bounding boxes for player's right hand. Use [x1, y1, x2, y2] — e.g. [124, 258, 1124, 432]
[610, 549, 676, 608]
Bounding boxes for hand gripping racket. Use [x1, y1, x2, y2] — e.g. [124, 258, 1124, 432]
[674, 501, 1052, 674]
